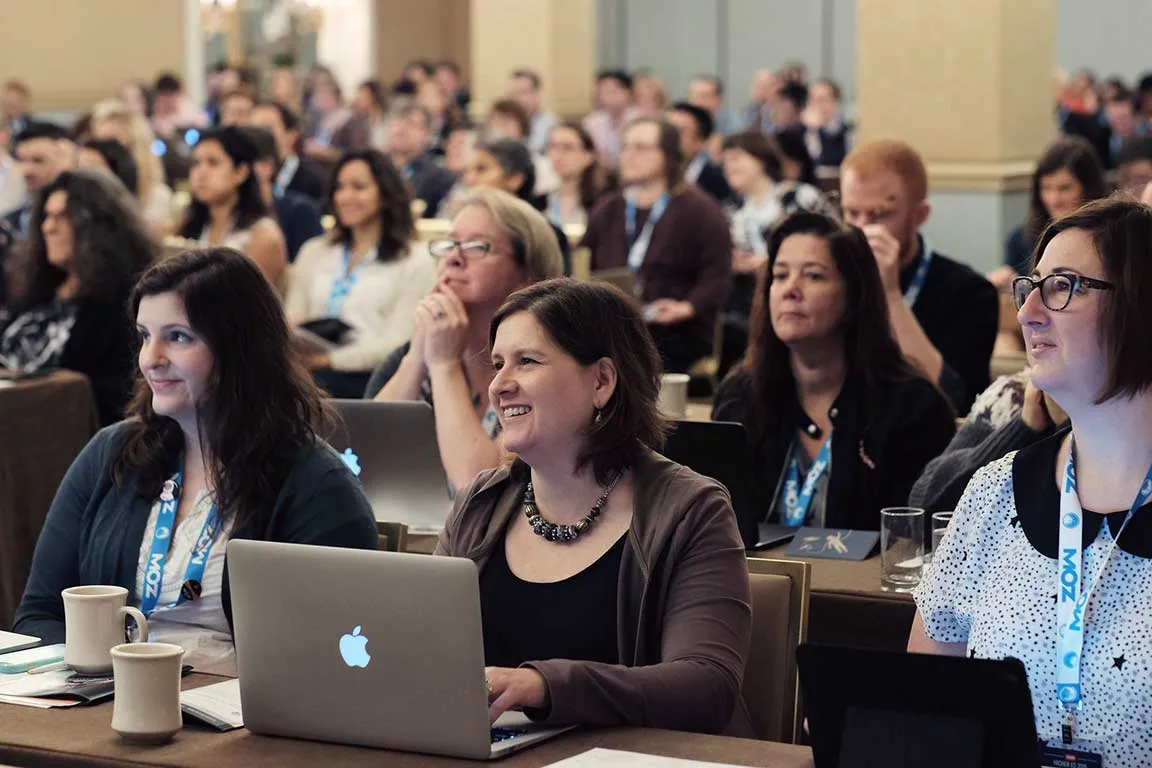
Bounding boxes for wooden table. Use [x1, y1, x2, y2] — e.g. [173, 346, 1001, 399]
[0, 371, 98, 628]
[760, 545, 915, 652]
[0, 675, 814, 768]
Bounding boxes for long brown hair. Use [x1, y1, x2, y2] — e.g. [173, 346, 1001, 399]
[326, 149, 414, 262]
[8, 169, 154, 315]
[1025, 138, 1108, 244]
[737, 212, 924, 447]
[552, 120, 617, 212]
[113, 248, 330, 536]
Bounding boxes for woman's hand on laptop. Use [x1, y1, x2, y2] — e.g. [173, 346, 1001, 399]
[485, 666, 548, 723]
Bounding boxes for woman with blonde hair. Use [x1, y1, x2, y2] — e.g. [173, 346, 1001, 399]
[367, 187, 565, 490]
[91, 99, 173, 232]
[633, 73, 668, 119]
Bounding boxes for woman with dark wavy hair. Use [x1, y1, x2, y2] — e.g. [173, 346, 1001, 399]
[285, 149, 436, 397]
[15, 248, 377, 675]
[179, 126, 288, 289]
[712, 211, 955, 531]
[0, 169, 154, 424]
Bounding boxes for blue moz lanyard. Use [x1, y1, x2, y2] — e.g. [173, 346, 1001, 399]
[140, 470, 220, 616]
[780, 436, 832, 526]
[1054, 441, 1152, 741]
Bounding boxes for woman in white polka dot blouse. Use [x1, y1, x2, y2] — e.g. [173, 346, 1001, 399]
[911, 198, 1152, 768]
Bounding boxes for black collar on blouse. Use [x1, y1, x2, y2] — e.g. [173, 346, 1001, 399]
[1012, 429, 1152, 559]
[782, 371, 864, 441]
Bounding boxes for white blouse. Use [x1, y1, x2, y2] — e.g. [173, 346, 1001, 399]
[134, 490, 235, 677]
[728, 182, 835, 254]
[284, 237, 437, 372]
[916, 436, 1152, 767]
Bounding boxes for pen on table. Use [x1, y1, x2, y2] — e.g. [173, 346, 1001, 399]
[26, 661, 69, 675]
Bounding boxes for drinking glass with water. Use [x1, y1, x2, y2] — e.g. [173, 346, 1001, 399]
[880, 507, 925, 592]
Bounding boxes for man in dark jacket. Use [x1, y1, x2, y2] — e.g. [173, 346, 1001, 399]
[665, 103, 735, 208]
[387, 104, 456, 218]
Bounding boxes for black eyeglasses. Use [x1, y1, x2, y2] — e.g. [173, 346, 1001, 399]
[428, 239, 497, 260]
[1011, 273, 1114, 312]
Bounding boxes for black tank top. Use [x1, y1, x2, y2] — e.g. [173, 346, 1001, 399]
[479, 533, 626, 668]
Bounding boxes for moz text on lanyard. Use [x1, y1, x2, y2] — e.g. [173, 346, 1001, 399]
[141, 471, 221, 617]
[1055, 440, 1152, 744]
[781, 436, 832, 526]
[625, 194, 669, 273]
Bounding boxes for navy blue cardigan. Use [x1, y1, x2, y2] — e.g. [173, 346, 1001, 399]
[13, 422, 378, 642]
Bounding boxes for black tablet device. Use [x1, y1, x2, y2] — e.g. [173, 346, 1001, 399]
[798, 644, 1040, 768]
[661, 419, 762, 549]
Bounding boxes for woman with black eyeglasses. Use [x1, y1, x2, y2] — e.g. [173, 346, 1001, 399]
[912, 199, 1152, 766]
[366, 188, 565, 490]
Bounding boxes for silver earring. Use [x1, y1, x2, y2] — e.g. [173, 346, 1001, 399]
[594, 407, 603, 424]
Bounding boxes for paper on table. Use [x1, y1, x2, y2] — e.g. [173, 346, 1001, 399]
[180, 678, 244, 731]
[0, 694, 81, 708]
[543, 748, 756, 768]
[0, 668, 76, 696]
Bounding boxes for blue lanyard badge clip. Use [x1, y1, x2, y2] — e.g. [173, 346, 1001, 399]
[624, 194, 669, 273]
[140, 472, 220, 617]
[780, 436, 832, 526]
[326, 247, 363, 318]
[273, 154, 300, 199]
[1055, 440, 1152, 742]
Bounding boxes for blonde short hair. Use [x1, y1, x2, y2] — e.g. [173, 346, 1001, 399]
[91, 99, 166, 204]
[454, 188, 564, 282]
[842, 138, 928, 203]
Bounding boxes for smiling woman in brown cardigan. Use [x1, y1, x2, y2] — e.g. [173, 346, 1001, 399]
[436, 278, 753, 736]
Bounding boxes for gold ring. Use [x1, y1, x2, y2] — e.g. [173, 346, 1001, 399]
[486, 677, 493, 695]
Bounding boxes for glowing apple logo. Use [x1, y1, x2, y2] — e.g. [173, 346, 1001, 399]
[340, 448, 362, 477]
[339, 625, 371, 668]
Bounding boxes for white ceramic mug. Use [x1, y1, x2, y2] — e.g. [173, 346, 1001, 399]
[657, 373, 690, 419]
[62, 586, 149, 674]
[110, 642, 184, 744]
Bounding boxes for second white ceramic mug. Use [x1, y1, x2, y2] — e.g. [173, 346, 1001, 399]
[110, 642, 184, 744]
[62, 585, 149, 674]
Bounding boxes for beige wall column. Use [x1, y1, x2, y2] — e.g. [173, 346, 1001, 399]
[469, 0, 595, 120]
[373, 0, 471, 86]
[855, 0, 1057, 271]
[0, 0, 186, 114]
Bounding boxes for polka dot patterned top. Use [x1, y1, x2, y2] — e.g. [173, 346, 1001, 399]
[916, 431, 1152, 767]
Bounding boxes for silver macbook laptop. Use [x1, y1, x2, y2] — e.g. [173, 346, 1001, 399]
[327, 400, 452, 533]
[228, 540, 573, 759]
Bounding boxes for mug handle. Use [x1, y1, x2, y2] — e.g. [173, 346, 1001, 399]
[120, 606, 149, 643]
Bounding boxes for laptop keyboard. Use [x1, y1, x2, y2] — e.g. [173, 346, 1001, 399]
[490, 727, 527, 744]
